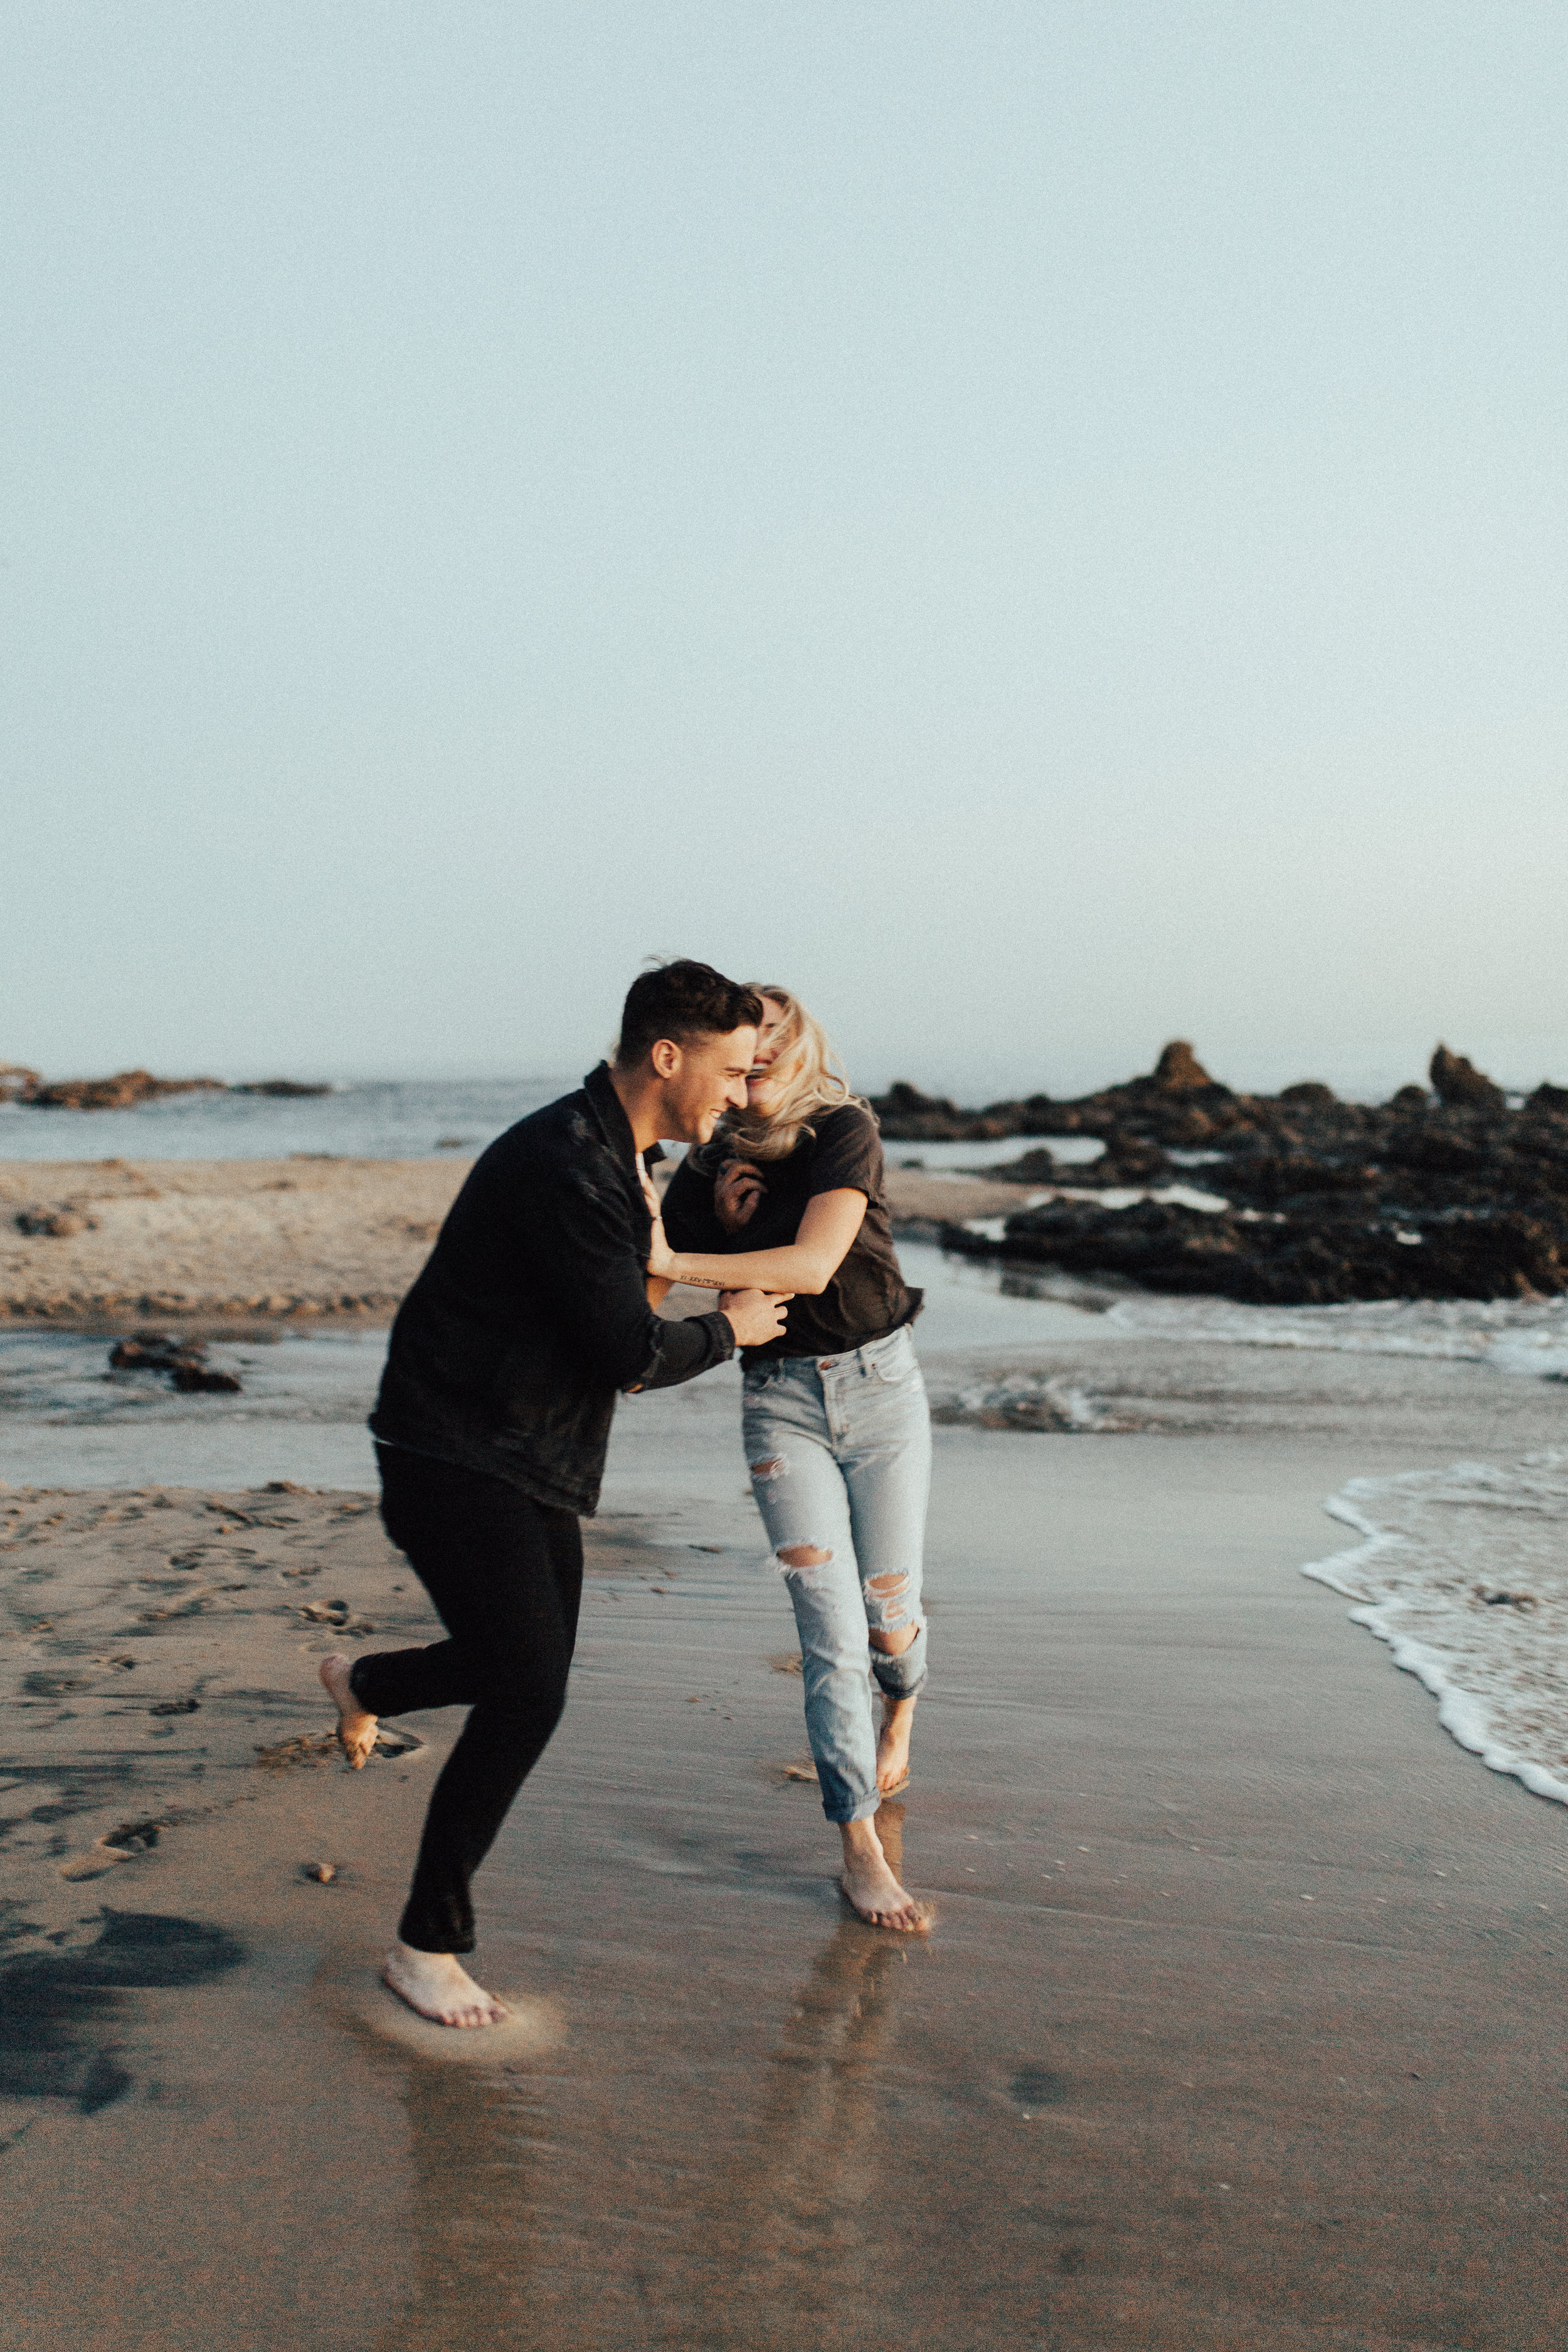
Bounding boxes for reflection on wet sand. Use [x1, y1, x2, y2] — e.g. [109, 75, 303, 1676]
[369, 2053, 548, 2351]
[374, 1806, 918, 2350]
[718, 1802, 914, 2348]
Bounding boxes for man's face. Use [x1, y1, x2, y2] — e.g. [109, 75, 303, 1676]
[658, 1027, 758, 1145]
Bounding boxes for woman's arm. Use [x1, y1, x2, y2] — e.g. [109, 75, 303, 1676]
[649, 1187, 867, 1297]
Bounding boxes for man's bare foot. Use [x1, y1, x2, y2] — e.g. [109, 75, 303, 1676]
[381, 1941, 511, 2029]
[319, 1652, 378, 1769]
[876, 1693, 916, 1794]
[839, 1819, 928, 1932]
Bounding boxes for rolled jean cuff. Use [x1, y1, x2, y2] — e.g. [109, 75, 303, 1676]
[827, 1794, 886, 1826]
[869, 1625, 927, 1702]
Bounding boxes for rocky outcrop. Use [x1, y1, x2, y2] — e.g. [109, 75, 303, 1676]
[1429, 1044, 1507, 1116]
[15, 1205, 100, 1237]
[893, 1042, 1568, 1305]
[22, 1070, 227, 1111]
[6, 1067, 328, 1108]
[1148, 1039, 1215, 1092]
[942, 1197, 1566, 1306]
[109, 1332, 242, 1393]
[866, 1082, 1017, 1142]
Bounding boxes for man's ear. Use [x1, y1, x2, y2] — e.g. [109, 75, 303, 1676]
[649, 1037, 682, 1081]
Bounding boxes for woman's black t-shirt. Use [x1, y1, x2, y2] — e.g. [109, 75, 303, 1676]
[661, 1103, 923, 1362]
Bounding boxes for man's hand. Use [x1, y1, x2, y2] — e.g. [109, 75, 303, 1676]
[718, 1287, 792, 1347]
[715, 1159, 765, 1234]
[645, 1207, 676, 1281]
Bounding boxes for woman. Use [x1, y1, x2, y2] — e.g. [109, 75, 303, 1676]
[652, 987, 931, 1933]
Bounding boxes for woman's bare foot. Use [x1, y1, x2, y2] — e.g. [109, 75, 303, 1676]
[838, 1818, 928, 1932]
[876, 1693, 916, 1794]
[319, 1652, 378, 1769]
[382, 1941, 511, 2029]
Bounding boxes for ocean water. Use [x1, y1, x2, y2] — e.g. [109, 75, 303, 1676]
[0, 1076, 567, 1163]
[1103, 1290, 1568, 1380]
[0, 1083, 1120, 1170]
[0, 1241, 1098, 1491]
[1305, 1454, 1568, 1806]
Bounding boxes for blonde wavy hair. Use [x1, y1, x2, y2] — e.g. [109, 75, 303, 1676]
[713, 985, 871, 1163]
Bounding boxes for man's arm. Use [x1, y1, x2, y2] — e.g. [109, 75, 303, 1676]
[526, 1160, 735, 1392]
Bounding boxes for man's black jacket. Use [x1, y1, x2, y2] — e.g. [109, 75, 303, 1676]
[370, 1063, 734, 1514]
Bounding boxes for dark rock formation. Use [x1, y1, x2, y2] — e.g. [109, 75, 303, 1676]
[23, 1070, 226, 1111]
[877, 1040, 1568, 1305]
[1086, 1134, 1175, 1186]
[107, 1332, 242, 1394]
[941, 1197, 1566, 1306]
[170, 1362, 243, 1393]
[16, 1207, 99, 1237]
[871, 1041, 1242, 1147]
[1149, 1040, 1214, 1092]
[988, 1147, 1061, 1184]
[868, 1082, 1017, 1142]
[109, 1332, 191, 1371]
[7, 1067, 326, 1108]
[1429, 1044, 1507, 1116]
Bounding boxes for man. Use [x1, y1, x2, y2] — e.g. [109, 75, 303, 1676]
[319, 960, 788, 2028]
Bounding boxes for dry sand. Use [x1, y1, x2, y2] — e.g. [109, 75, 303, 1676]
[0, 1155, 1011, 1323]
[4, 1421, 1568, 2348]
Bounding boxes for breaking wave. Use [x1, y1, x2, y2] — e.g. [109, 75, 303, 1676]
[1104, 1293, 1568, 1380]
[1304, 1453, 1568, 1804]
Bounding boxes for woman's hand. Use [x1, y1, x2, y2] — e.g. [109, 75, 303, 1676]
[715, 1159, 765, 1234]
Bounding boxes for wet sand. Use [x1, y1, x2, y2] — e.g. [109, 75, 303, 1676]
[4, 1405, 1567, 2348]
[0, 1156, 1025, 1323]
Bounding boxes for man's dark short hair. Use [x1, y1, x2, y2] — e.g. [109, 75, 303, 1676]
[615, 961, 764, 1068]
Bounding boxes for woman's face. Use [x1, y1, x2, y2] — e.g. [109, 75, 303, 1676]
[745, 996, 798, 1116]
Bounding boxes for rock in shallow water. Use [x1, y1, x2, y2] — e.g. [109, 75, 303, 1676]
[15, 1207, 100, 1237]
[107, 1332, 243, 1393]
[944, 1197, 1568, 1307]
[1429, 1044, 1508, 1115]
[882, 1041, 1568, 1303]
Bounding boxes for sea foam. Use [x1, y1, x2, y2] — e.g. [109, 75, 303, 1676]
[1105, 1292, 1568, 1379]
[1304, 1453, 1568, 1806]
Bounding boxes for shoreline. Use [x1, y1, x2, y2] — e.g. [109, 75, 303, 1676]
[0, 1155, 1027, 1325]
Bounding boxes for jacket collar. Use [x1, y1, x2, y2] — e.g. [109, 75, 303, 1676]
[583, 1062, 664, 1169]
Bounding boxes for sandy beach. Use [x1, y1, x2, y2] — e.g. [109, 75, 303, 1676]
[4, 1160, 1568, 2346]
[0, 1155, 1022, 1323]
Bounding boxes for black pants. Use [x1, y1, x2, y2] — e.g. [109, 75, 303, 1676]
[352, 1444, 584, 1954]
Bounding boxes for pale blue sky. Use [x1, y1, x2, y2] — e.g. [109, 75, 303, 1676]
[4, 3, 1565, 1099]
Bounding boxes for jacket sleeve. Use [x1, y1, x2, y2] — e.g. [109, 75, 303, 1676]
[530, 1159, 734, 1392]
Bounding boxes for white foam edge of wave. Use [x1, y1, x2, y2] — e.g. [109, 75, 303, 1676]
[1101, 1295, 1568, 1377]
[1301, 1479, 1568, 1809]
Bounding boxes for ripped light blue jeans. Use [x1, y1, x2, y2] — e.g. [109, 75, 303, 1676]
[741, 1323, 931, 1824]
